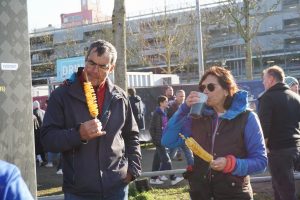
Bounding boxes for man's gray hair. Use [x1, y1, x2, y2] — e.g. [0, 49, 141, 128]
[86, 40, 117, 65]
[263, 65, 285, 82]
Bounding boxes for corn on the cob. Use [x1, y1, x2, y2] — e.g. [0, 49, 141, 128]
[83, 81, 99, 118]
[179, 133, 213, 163]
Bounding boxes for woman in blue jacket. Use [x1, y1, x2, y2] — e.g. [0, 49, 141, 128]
[162, 66, 267, 200]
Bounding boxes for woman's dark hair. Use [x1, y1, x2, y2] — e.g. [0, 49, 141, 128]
[199, 66, 238, 110]
[157, 95, 168, 106]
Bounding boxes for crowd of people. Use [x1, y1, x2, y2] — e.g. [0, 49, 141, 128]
[5, 39, 300, 200]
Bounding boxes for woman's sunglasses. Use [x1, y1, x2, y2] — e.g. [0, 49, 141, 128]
[199, 83, 217, 92]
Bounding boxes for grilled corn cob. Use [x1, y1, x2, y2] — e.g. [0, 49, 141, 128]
[83, 81, 99, 118]
[179, 133, 213, 163]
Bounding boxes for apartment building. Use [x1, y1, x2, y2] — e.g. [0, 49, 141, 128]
[29, 0, 300, 85]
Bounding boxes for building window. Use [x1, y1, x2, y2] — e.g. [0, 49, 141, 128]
[32, 54, 39, 62]
[284, 37, 300, 49]
[283, 18, 300, 29]
[282, 0, 299, 9]
[63, 17, 69, 23]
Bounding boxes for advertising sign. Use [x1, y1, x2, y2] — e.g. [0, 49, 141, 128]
[56, 56, 85, 82]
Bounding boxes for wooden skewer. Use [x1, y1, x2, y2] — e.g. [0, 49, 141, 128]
[84, 70, 89, 82]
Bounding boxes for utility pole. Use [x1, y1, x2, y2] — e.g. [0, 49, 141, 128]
[195, 0, 204, 79]
[0, 0, 37, 198]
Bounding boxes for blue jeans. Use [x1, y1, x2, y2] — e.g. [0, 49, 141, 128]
[64, 185, 128, 200]
[47, 152, 60, 163]
[151, 145, 175, 180]
[169, 147, 181, 159]
[169, 144, 194, 166]
[268, 147, 300, 200]
[181, 143, 194, 166]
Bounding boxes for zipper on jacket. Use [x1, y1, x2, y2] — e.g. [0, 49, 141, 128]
[72, 148, 75, 183]
[210, 117, 223, 155]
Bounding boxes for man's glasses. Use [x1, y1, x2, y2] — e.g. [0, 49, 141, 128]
[199, 83, 217, 92]
[86, 60, 110, 70]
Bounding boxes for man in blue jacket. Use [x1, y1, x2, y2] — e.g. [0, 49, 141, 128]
[0, 160, 33, 200]
[41, 40, 141, 200]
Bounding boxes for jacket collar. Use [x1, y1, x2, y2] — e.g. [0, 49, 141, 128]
[203, 90, 248, 120]
[67, 75, 123, 103]
[267, 82, 289, 93]
[68, 79, 85, 102]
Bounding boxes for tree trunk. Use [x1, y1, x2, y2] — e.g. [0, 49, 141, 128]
[112, 0, 127, 90]
[245, 39, 253, 80]
[244, 0, 253, 80]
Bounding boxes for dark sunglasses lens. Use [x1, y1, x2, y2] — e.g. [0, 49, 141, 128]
[207, 84, 215, 92]
[199, 85, 206, 92]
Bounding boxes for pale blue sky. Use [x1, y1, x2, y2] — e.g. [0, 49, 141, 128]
[27, 0, 216, 31]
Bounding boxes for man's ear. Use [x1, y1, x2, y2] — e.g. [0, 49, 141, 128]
[109, 64, 115, 73]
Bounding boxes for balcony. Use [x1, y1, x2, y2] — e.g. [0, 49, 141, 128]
[30, 43, 54, 52]
[31, 57, 54, 66]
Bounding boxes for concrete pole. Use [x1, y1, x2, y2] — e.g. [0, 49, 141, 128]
[0, 0, 37, 198]
[195, 0, 204, 79]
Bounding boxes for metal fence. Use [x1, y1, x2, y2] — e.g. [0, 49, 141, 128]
[139, 169, 300, 183]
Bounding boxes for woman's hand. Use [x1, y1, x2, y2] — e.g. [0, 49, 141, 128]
[186, 91, 202, 107]
[210, 157, 227, 171]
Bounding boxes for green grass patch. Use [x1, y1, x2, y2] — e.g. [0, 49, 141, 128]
[37, 186, 62, 197]
[140, 142, 155, 149]
[129, 183, 189, 200]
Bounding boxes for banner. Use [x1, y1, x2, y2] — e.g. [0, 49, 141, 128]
[56, 56, 85, 82]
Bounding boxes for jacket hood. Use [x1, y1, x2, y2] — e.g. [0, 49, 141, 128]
[202, 90, 248, 120]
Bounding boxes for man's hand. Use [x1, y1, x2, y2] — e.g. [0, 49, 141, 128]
[79, 119, 106, 141]
[123, 172, 133, 184]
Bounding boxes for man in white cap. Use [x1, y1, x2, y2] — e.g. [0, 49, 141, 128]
[284, 76, 299, 94]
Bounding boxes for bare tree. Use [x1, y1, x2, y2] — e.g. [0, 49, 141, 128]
[219, 0, 280, 80]
[127, 7, 197, 76]
[112, 0, 127, 90]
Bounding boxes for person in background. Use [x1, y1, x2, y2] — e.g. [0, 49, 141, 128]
[167, 90, 186, 119]
[164, 86, 183, 160]
[33, 101, 46, 166]
[258, 66, 300, 200]
[149, 95, 184, 185]
[162, 66, 267, 199]
[284, 76, 299, 94]
[164, 86, 175, 101]
[41, 40, 141, 200]
[128, 87, 145, 130]
[167, 90, 194, 166]
[42, 98, 62, 174]
[0, 160, 34, 200]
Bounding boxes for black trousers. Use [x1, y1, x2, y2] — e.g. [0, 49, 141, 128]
[268, 147, 300, 200]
